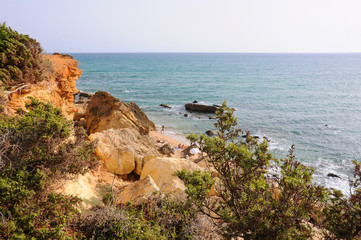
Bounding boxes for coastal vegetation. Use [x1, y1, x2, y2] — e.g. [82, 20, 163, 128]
[180, 102, 361, 239]
[0, 99, 96, 239]
[0, 22, 45, 89]
[1, 22, 361, 239]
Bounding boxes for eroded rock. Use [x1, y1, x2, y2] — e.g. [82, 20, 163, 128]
[159, 143, 174, 156]
[140, 157, 201, 197]
[117, 175, 162, 205]
[7, 54, 82, 119]
[85, 91, 156, 135]
[89, 128, 159, 175]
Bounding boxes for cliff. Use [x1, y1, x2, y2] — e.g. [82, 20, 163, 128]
[6, 54, 82, 119]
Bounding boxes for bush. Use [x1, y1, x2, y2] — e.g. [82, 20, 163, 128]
[322, 160, 361, 239]
[79, 194, 200, 240]
[79, 206, 167, 240]
[0, 167, 81, 239]
[0, 22, 44, 88]
[0, 98, 96, 174]
[178, 101, 327, 239]
[0, 99, 96, 239]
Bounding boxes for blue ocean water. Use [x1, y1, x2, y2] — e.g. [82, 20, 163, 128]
[72, 53, 361, 192]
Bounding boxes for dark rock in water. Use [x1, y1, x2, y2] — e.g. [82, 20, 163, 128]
[79, 92, 92, 99]
[159, 144, 174, 156]
[208, 116, 216, 119]
[184, 113, 188, 117]
[193, 100, 198, 103]
[327, 173, 341, 178]
[263, 136, 270, 142]
[160, 104, 172, 108]
[242, 135, 247, 138]
[205, 130, 214, 136]
[253, 136, 260, 139]
[185, 103, 219, 113]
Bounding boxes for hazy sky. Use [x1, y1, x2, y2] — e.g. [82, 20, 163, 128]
[1, 0, 361, 53]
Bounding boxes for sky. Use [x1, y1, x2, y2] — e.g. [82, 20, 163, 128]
[1, 0, 361, 53]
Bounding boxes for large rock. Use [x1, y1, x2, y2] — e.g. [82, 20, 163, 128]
[89, 128, 159, 175]
[159, 143, 174, 156]
[140, 157, 201, 197]
[117, 175, 162, 205]
[7, 54, 82, 119]
[85, 91, 156, 135]
[185, 103, 219, 113]
[74, 99, 90, 121]
[57, 172, 110, 212]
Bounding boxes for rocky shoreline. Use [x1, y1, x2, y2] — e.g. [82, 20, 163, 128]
[4, 54, 209, 211]
[70, 90, 209, 208]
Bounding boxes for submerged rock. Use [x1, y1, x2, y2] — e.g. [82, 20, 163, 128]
[185, 103, 219, 113]
[205, 130, 214, 136]
[327, 173, 341, 178]
[160, 104, 172, 108]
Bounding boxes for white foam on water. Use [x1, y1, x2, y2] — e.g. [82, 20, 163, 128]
[309, 157, 354, 195]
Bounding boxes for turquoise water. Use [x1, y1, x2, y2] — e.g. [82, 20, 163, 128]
[72, 53, 361, 192]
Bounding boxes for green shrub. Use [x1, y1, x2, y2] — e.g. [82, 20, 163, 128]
[0, 22, 44, 87]
[178, 101, 328, 239]
[0, 98, 96, 174]
[322, 160, 361, 239]
[80, 194, 200, 240]
[0, 166, 81, 239]
[0, 99, 96, 239]
[79, 206, 167, 240]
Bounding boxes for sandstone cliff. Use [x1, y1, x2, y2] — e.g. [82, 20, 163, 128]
[6, 54, 82, 119]
[85, 91, 156, 135]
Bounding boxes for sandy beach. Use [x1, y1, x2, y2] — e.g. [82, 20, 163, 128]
[149, 130, 206, 161]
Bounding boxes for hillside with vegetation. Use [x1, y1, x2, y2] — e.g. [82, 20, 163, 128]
[0, 23, 361, 239]
[0, 22, 45, 88]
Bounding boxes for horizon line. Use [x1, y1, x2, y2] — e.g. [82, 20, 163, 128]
[44, 51, 361, 55]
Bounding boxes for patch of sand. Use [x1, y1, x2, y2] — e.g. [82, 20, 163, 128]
[149, 130, 205, 160]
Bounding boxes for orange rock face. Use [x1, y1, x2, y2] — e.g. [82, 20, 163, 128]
[7, 54, 82, 119]
[85, 91, 156, 135]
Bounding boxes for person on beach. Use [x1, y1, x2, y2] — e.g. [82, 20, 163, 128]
[161, 125, 165, 134]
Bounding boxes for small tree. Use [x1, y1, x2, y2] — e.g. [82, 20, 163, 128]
[178, 101, 327, 239]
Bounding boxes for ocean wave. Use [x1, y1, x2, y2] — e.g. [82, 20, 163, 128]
[311, 157, 354, 194]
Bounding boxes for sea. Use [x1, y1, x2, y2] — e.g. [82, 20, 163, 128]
[71, 53, 361, 193]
